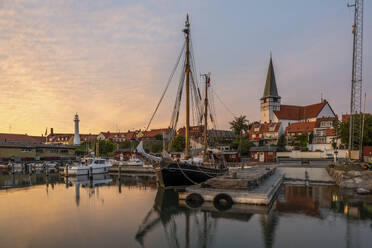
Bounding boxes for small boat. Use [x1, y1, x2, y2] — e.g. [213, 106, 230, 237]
[64, 157, 112, 176]
[123, 157, 143, 166]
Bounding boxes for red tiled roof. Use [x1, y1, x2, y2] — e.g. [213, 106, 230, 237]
[286, 122, 316, 133]
[143, 128, 171, 138]
[0, 133, 44, 142]
[274, 101, 328, 120]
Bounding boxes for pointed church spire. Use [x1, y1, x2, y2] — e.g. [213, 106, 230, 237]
[262, 55, 280, 100]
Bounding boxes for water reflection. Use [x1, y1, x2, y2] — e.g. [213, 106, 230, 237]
[136, 185, 372, 248]
[1, 173, 372, 248]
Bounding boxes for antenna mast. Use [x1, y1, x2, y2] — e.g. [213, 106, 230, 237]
[347, 0, 364, 160]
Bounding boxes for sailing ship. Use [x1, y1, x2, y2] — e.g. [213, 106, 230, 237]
[137, 15, 227, 188]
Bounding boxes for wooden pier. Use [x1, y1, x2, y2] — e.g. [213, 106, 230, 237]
[179, 167, 283, 206]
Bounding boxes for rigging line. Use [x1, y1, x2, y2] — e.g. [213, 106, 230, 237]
[145, 42, 186, 131]
[169, 61, 185, 129]
[213, 89, 236, 118]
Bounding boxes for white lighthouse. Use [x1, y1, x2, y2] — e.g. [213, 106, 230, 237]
[73, 113, 81, 145]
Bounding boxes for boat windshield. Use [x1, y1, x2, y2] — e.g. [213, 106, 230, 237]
[94, 159, 106, 164]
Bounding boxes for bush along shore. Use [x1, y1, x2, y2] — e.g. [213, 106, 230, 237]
[327, 165, 372, 194]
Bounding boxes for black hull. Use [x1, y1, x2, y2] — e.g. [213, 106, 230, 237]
[155, 162, 227, 188]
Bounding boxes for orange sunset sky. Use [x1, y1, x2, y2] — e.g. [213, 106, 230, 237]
[0, 0, 371, 136]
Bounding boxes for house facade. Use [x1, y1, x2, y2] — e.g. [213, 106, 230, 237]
[249, 122, 283, 146]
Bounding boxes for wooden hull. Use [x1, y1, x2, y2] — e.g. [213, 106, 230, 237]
[155, 162, 227, 188]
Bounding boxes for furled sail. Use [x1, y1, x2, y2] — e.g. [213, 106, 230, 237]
[136, 141, 162, 162]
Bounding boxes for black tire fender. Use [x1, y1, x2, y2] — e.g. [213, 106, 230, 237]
[213, 193, 233, 211]
[185, 193, 204, 208]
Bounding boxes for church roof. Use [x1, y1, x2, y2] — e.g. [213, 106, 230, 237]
[262, 57, 280, 100]
[274, 101, 329, 120]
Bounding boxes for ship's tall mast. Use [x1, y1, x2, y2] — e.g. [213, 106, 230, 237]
[184, 15, 191, 159]
[202, 73, 210, 160]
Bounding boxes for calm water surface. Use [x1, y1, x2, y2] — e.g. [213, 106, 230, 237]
[0, 173, 372, 248]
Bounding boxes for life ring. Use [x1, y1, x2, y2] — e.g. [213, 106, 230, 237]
[213, 193, 233, 211]
[185, 193, 204, 208]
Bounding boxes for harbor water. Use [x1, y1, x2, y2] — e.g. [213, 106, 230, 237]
[0, 173, 371, 248]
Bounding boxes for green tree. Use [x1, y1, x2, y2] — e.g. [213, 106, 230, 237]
[231, 136, 254, 156]
[98, 140, 116, 156]
[151, 142, 163, 153]
[229, 115, 249, 136]
[119, 140, 132, 149]
[169, 135, 185, 152]
[291, 134, 309, 150]
[338, 114, 372, 146]
[76, 142, 92, 155]
[277, 134, 287, 152]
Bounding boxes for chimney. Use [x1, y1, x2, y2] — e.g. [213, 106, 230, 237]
[50, 128, 54, 135]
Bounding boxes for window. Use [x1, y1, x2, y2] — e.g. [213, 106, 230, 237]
[60, 149, 69, 154]
[21, 148, 32, 152]
[36, 149, 43, 153]
[320, 121, 332, 128]
[49, 149, 58, 153]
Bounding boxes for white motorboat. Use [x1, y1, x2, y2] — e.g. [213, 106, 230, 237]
[64, 158, 112, 176]
[123, 158, 143, 166]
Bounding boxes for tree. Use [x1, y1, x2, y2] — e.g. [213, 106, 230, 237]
[338, 114, 372, 147]
[231, 136, 254, 156]
[169, 135, 185, 152]
[229, 115, 249, 136]
[277, 134, 287, 152]
[151, 142, 163, 153]
[291, 134, 308, 150]
[119, 140, 132, 149]
[154, 134, 163, 140]
[98, 140, 116, 156]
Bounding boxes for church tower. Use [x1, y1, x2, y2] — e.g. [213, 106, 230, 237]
[260, 56, 281, 123]
[73, 113, 81, 145]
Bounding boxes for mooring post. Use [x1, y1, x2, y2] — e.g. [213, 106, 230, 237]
[11, 163, 14, 174]
[28, 163, 32, 174]
[65, 165, 69, 178]
[45, 164, 49, 176]
[89, 166, 93, 180]
[305, 171, 309, 187]
[118, 165, 122, 181]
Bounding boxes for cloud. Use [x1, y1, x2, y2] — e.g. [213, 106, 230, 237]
[0, 0, 180, 135]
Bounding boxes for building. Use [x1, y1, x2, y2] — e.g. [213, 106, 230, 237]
[249, 122, 283, 146]
[47, 128, 97, 145]
[310, 117, 338, 151]
[260, 56, 337, 128]
[249, 146, 277, 163]
[286, 121, 316, 145]
[0, 141, 76, 162]
[177, 125, 235, 145]
[140, 128, 172, 140]
[97, 130, 139, 143]
[0, 133, 45, 143]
